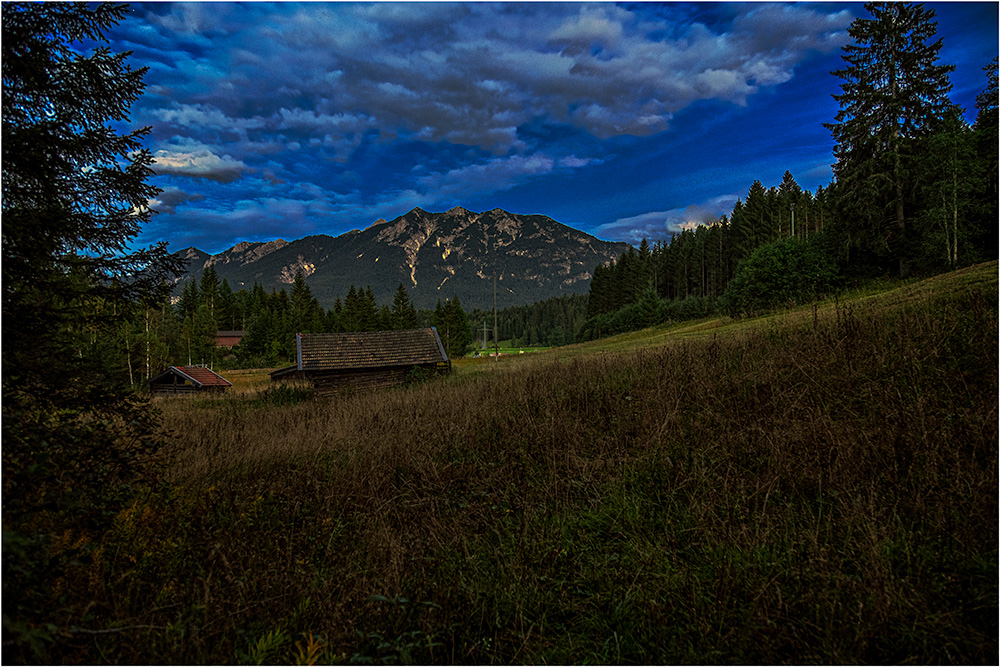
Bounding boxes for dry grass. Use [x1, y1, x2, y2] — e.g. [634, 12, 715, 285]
[31, 263, 998, 664]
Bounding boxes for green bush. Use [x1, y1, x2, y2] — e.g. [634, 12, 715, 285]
[722, 237, 839, 315]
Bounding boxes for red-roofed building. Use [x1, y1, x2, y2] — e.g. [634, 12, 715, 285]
[148, 365, 233, 395]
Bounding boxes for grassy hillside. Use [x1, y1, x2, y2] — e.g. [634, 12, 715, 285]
[28, 263, 997, 664]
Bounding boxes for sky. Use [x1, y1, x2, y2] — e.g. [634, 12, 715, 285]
[102, 2, 998, 254]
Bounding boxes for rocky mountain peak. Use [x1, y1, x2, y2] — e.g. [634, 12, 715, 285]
[172, 207, 631, 310]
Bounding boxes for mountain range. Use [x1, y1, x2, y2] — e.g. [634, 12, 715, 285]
[173, 207, 632, 311]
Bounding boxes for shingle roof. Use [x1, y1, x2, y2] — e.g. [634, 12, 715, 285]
[178, 366, 232, 387]
[149, 365, 232, 388]
[297, 328, 448, 371]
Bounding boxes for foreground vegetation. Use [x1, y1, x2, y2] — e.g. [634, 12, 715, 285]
[12, 262, 995, 664]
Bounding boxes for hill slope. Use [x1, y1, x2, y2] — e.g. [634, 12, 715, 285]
[530, 260, 1000, 360]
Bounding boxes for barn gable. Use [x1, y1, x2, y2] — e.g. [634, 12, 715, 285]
[148, 365, 232, 395]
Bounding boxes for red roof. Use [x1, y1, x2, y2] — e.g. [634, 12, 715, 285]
[175, 366, 232, 387]
[148, 365, 232, 388]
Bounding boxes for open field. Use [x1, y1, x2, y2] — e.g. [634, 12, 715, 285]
[39, 262, 997, 664]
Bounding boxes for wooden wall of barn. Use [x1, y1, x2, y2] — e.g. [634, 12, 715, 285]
[149, 384, 228, 396]
[149, 383, 200, 396]
[295, 363, 448, 396]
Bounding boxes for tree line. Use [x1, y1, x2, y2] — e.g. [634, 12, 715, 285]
[119, 265, 476, 374]
[584, 3, 997, 339]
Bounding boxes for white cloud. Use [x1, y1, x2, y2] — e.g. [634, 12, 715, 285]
[598, 193, 741, 243]
[152, 139, 248, 183]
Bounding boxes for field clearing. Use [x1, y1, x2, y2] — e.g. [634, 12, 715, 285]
[59, 263, 998, 664]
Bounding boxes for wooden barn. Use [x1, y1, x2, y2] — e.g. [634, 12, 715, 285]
[215, 330, 245, 348]
[148, 365, 233, 395]
[270, 328, 450, 394]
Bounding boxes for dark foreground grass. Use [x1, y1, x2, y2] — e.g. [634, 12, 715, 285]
[15, 266, 998, 664]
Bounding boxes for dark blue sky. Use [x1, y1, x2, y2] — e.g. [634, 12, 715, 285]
[105, 2, 998, 254]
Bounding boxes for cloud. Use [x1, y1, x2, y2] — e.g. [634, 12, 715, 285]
[154, 103, 267, 133]
[417, 153, 556, 199]
[126, 2, 853, 157]
[149, 186, 205, 214]
[597, 194, 741, 244]
[138, 195, 339, 253]
[152, 139, 248, 183]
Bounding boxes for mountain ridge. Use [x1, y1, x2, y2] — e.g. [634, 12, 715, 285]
[173, 207, 631, 310]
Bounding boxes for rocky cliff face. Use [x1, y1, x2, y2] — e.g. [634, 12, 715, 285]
[173, 207, 631, 310]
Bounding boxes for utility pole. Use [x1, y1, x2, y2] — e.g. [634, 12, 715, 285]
[791, 201, 796, 238]
[482, 320, 488, 350]
[493, 272, 498, 362]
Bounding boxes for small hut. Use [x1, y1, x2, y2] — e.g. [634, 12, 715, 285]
[148, 365, 233, 395]
[215, 330, 245, 348]
[270, 328, 450, 395]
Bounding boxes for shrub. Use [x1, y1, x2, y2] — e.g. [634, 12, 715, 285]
[722, 236, 839, 315]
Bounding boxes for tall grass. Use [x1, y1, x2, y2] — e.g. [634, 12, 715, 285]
[27, 265, 997, 664]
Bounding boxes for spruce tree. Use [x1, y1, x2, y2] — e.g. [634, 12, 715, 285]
[825, 2, 955, 276]
[391, 282, 418, 330]
[200, 263, 220, 315]
[971, 57, 998, 258]
[178, 278, 200, 319]
[2, 3, 180, 653]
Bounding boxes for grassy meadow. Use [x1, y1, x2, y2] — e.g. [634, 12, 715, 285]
[38, 262, 997, 664]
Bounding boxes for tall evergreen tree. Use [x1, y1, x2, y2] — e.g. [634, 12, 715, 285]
[217, 278, 238, 331]
[435, 296, 473, 358]
[825, 1, 955, 276]
[199, 263, 220, 316]
[391, 282, 418, 330]
[971, 56, 999, 259]
[2, 3, 180, 652]
[177, 278, 200, 319]
[290, 270, 323, 332]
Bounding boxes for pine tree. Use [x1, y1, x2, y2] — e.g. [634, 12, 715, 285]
[2, 5, 182, 647]
[971, 56, 998, 259]
[825, 2, 955, 276]
[217, 278, 238, 331]
[343, 285, 361, 331]
[778, 171, 802, 238]
[914, 107, 974, 270]
[391, 282, 418, 330]
[178, 278, 200, 319]
[290, 270, 319, 332]
[361, 287, 379, 331]
[199, 263, 220, 316]
[435, 296, 473, 358]
[742, 180, 771, 252]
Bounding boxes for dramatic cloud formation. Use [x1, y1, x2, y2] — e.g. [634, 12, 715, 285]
[152, 139, 248, 183]
[101, 2, 998, 252]
[597, 194, 743, 244]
